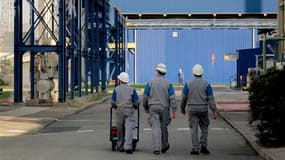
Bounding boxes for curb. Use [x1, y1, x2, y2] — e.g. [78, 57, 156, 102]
[31, 96, 111, 134]
[220, 114, 280, 160]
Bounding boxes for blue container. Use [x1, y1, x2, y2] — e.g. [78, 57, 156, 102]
[236, 48, 261, 88]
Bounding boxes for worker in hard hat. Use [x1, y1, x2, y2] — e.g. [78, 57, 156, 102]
[111, 72, 140, 154]
[143, 63, 177, 155]
[180, 64, 218, 155]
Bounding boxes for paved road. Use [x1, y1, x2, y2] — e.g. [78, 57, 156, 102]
[1, 96, 263, 160]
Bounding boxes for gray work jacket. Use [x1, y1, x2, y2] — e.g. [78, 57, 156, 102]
[111, 84, 140, 116]
[180, 77, 217, 112]
[143, 75, 177, 112]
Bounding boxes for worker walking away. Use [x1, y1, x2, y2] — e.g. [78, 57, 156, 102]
[143, 63, 177, 155]
[180, 64, 218, 155]
[111, 72, 140, 154]
[178, 68, 184, 86]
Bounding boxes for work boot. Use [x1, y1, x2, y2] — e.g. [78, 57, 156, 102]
[200, 146, 210, 155]
[161, 144, 170, 153]
[118, 146, 124, 152]
[190, 149, 199, 155]
[125, 150, 133, 154]
[153, 150, 160, 155]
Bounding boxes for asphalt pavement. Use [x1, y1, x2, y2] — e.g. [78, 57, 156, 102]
[0, 86, 284, 160]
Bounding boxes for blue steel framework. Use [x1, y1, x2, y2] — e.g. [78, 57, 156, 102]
[14, 0, 125, 103]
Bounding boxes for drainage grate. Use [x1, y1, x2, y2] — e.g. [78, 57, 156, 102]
[41, 126, 81, 133]
[230, 152, 257, 156]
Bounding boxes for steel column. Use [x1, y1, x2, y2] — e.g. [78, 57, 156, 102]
[69, 0, 76, 99]
[58, 0, 66, 102]
[14, 0, 23, 103]
[90, 0, 95, 94]
[94, 0, 100, 93]
[101, 0, 107, 91]
[30, 0, 35, 99]
[114, 9, 120, 86]
[77, 0, 82, 97]
[84, 0, 89, 95]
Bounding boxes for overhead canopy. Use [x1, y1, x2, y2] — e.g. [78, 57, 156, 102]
[111, 0, 277, 14]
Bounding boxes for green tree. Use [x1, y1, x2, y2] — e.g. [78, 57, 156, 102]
[249, 66, 285, 147]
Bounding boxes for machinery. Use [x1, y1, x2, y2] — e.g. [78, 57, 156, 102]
[35, 54, 58, 103]
[242, 67, 260, 91]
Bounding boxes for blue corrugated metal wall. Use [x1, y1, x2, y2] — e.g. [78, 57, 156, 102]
[126, 30, 135, 83]
[133, 29, 254, 84]
[136, 30, 167, 83]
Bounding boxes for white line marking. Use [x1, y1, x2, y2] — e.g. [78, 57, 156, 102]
[143, 128, 152, 131]
[77, 130, 95, 133]
[211, 128, 230, 131]
[58, 119, 100, 122]
[177, 128, 190, 131]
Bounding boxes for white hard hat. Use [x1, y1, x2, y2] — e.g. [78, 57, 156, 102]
[155, 63, 167, 73]
[117, 72, 129, 83]
[192, 64, 204, 76]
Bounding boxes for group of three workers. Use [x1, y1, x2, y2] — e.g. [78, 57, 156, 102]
[111, 63, 218, 155]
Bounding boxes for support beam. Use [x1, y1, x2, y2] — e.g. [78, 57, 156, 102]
[14, 0, 23, 103]
[30, 0, 35, 100]
[94, 0, 100, 93]
[77, 0, 82, 97]
[90, 0, 95, 94]
[84, 0, 89, 95]
[101, 0, 107, 91]
[58, 0, 66, 102]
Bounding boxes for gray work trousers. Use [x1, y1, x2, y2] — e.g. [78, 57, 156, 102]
[188, 111, 210, 151]
[148, 106, 171, 151]
[116, 113, 135, 150]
